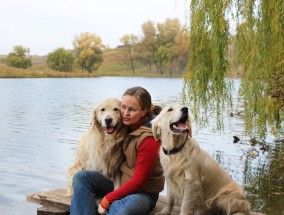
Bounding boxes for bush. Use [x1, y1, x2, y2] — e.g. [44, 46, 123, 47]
[5, 45, 32, 69]
[47, 48, 74, 72]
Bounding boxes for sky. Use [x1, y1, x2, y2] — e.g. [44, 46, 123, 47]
[0, 0, 189, 56]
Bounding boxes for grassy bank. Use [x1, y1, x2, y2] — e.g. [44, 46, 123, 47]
[0, 64, 101, 78]
[0, 64, 179, 78]
[0, 49, 182, 78]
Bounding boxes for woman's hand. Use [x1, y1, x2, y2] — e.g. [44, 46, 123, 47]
[97, 203, 106, 214]
[97, 196, 110, 214]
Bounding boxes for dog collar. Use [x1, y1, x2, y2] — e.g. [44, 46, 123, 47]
[162, 135, 189, 155]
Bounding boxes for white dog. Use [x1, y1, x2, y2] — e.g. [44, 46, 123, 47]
[66, 98, 127, 196]
[151, 104, 251, 215]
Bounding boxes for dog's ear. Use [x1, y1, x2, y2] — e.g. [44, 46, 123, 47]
[92, 108, 100, 129]
[151, 118, 161, 141]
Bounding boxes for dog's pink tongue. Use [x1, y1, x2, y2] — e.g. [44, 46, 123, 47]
[174, 123, 188, 131]
[105, 127, 115, 133]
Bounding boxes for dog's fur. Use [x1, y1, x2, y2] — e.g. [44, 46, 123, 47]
[66, 98, 127, 196]
[151, 104, 251, 215]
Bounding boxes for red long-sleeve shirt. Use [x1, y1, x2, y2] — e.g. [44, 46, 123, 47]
[105, 137, 161, 203]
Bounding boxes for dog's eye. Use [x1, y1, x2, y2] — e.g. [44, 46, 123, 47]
[114, 107, 119, 111]
[101, 108, 105, 112]
[167, 108, 173, 112]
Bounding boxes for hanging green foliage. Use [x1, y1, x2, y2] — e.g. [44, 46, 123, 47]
[235, 0, 284, 138]
[183, 0, 233, 131]
[184, 0, 284, 138]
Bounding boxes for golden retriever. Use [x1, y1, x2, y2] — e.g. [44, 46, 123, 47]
[66, 98, 127, 196]
[151, 104, 251, 215]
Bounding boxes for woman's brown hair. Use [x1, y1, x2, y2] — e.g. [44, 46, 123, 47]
[123, 86, 161, 116]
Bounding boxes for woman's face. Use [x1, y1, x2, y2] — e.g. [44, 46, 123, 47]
[120, 95, 147, 126]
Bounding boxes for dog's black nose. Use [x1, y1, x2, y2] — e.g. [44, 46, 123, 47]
[105, 118, 113, 125]
[181, 107, 188, 114]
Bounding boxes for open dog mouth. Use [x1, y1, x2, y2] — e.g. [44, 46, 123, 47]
[104, 124, 118, 134]
[170, 114, 189, 134]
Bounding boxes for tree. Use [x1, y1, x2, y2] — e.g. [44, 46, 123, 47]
[170, 28, 189, 75]
[156, 18, 184, 74]
[117, 34, 139, 75]
[140, 20, 158, 72]
[140, 19, 186, 75]
[73, 32, 104, 73]
[183, 0, 231, 131]
[5, 45, 32, 69]
[235, 0, 284, 137]
[154, 46, 171, 74]
[47, 48, 74, 72]
[157, 18, 181, 48]
[183, 0, 283, 138]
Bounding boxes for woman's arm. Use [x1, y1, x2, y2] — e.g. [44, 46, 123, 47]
[99, 137, 160, 209]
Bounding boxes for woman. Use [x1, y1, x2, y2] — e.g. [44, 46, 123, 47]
[70, 86, 165, 215]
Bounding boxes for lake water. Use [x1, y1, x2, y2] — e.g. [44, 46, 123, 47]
[0, 77, 282, 215]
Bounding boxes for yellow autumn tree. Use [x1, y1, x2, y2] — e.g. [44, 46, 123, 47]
[73, 32, 104, 73]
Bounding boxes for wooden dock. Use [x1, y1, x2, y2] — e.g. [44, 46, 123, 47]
[26, 188, 181, 215]
[26, 188, 266, 215]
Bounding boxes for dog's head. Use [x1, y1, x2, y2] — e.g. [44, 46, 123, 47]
[151, 104, 192, 141]
[92, 98, 123, 135]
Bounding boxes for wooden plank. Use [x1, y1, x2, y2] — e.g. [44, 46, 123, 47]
[26, 189, 70, 212]
[26, 189, 179, 214]
[26, 188, 266, 215]
[37, 206, 69, 215]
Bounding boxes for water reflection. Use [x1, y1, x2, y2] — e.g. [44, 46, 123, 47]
[0, 77, 282, 215]
[244, 140, 284, 214]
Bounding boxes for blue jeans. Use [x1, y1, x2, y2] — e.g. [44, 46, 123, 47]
[70, 170, 158, 215]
